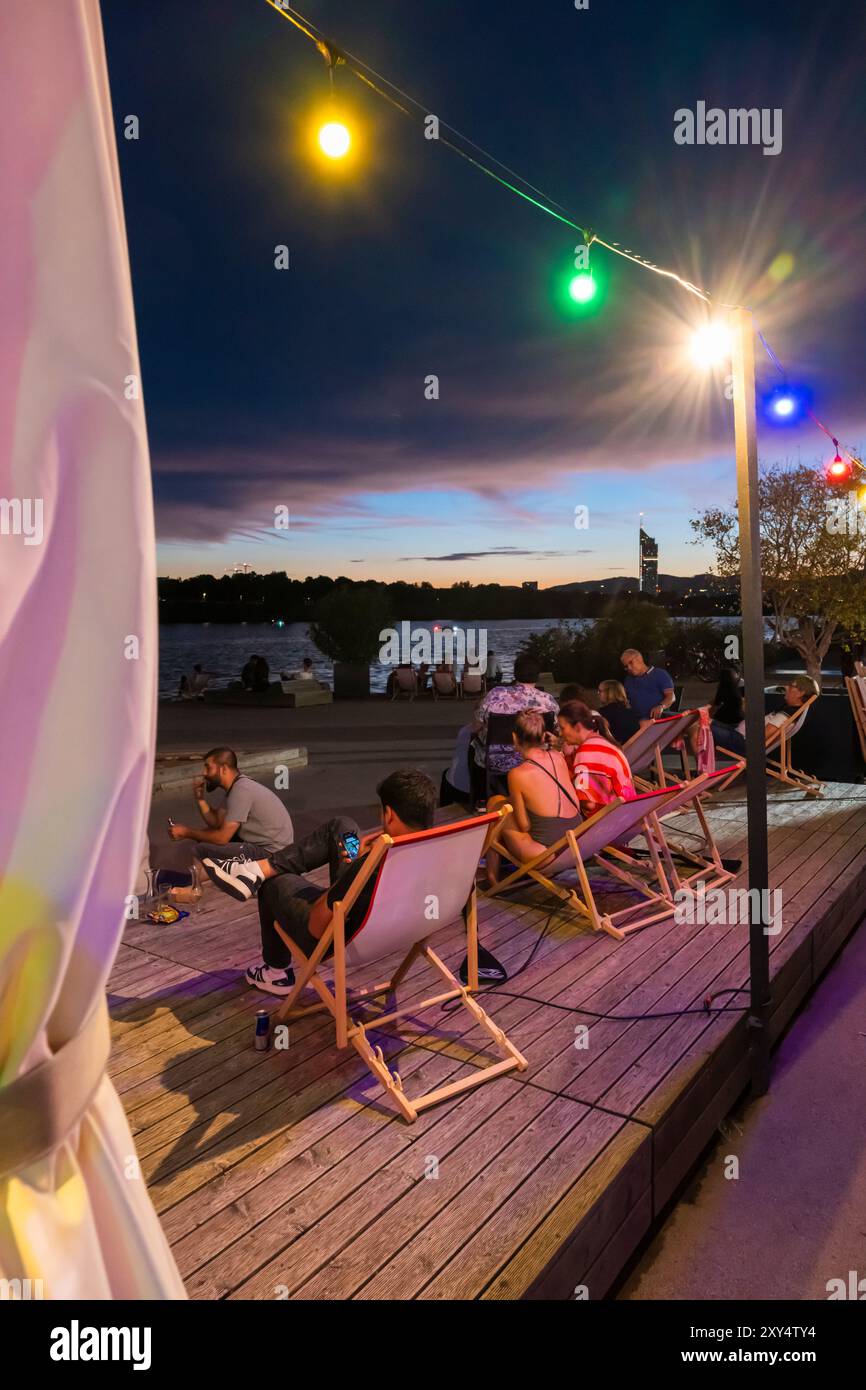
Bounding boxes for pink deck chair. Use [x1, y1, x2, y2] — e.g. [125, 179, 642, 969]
[622, 709, 701, 790]
[485, 784, 682, 941]
[390, 666, 418, 700]
[460, 669, 485, 697]
[432, 669, 458, 699]
[273, 808, 527, 1123]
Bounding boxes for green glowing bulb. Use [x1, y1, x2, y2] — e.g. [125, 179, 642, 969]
[568, 272, 597, 304]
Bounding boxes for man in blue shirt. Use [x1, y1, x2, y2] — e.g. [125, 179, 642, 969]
[621, 649, 676, 720]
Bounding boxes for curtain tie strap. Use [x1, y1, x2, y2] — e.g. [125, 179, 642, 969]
[0, 1003, 110, 1179]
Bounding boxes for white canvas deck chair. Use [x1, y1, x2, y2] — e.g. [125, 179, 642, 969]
[622, 709, 700, 791]
[845, 675, 866, 766]
[484, 785, 682, 942]
[716, 694, 822, 796]
[273, 808, 527, 1123]
[644, 769, 736, 895]
[460, 669, 485, 697]
[432, 669, 458, 698]
[390, 665, 417, 700]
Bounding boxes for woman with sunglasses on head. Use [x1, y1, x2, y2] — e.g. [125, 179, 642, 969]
[558, 699, 636, 819]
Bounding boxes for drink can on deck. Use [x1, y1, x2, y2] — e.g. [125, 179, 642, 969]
[254, 1009, 271, 1050]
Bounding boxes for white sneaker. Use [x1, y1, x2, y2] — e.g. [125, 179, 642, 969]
[202, 854, 265, 901]
[245, 962, 295, 996]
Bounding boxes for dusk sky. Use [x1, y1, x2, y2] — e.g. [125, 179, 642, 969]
[103, 0, 866, 587]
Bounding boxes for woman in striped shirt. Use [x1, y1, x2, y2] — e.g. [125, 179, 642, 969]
[558, 700, 636, 817]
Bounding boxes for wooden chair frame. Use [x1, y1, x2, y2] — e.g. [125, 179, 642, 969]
[845, 676, 866, 766]
[273, 808, 527, 1123]
[716, 693, 823, 797]
[483, 790, 681, 942]
[644, 770, 736, 896]
[622, 710, 700, 792]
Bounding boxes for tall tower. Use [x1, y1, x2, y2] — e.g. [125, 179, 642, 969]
[639, 518, 659, 595]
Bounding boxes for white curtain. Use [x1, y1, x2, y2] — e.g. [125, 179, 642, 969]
[0, 0, 185, 1298]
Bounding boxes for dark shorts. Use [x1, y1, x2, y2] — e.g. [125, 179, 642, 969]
[711, 721, 747, 757]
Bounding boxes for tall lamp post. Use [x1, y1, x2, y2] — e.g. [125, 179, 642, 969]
[729, 305, 771, 1096]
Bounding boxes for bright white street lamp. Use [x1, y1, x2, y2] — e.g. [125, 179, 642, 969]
[688, 320, 732, 368]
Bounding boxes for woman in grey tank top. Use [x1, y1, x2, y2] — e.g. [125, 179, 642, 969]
[485, 710, 582, 886]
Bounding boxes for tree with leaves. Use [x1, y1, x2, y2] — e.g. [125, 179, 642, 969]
[692, 462, 866, 687]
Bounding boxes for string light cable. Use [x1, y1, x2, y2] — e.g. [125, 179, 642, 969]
[757, 327, 862, 471]
[263, 4, 856, 484]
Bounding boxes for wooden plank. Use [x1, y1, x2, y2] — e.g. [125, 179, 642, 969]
[104, 789, 866, 1301]
[228, 1082, 553, 1300]
[424, 1111, 647, 1300]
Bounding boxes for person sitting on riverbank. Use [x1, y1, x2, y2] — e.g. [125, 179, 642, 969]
[484, 711, 582, 886]
[177, 662, 212, 700]
[597, 679, 642, 745]
[168, 747, 294, 873]
[241, 654, 270, 692]
[485, 650, 503, 686]
[558, 700, 636, 817]
[621, 649, 675, 720]
[281, 656, 318, 683]
[471, 653, 560, 795]
[200, 770, 438, 995]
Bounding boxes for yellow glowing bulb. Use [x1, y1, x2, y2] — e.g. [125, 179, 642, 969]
[688, 321, 732, 369]
[318, 121, 351, 158]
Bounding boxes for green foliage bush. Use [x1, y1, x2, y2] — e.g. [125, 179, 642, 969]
[518, 601, 674, 686]
[309, 586, 394, 665]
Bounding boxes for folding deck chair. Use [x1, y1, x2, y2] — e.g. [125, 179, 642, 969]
[484, 784, 682, 941]
[845, 675, 866, 766]
[643, 768, 737, 895]
[716, 693, 823, 796]
[273, 808, 527, 1123]
[390, 666, 417, 700]
[622, 709, 700, 790]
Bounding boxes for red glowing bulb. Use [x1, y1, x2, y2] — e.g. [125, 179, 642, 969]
[826, 453, 852, 483]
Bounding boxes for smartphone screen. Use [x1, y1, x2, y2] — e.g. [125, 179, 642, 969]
[341, 833, 361, 860]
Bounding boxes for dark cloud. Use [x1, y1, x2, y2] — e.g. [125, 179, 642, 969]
[398, 547, 593, 562]
[106, 0, 866, 552]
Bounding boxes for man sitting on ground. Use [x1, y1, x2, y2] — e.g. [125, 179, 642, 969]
[621, 648, 676, 721]
[169, 746, 294, 876]
[201, 769, 437, 996]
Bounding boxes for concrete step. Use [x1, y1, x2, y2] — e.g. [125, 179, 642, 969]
[153, 746, 308, 792]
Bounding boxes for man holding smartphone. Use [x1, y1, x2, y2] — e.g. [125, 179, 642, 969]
[201, 770, 437, 995]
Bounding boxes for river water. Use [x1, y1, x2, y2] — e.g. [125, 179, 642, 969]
[158, 616, 746, 700]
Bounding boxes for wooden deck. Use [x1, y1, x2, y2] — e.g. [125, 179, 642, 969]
[108, 783, 866, 1299]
